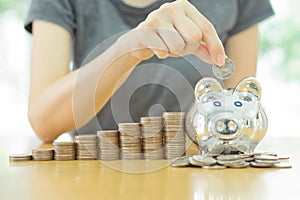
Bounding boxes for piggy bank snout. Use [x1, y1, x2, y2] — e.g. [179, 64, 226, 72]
[215, 118, 238, 134]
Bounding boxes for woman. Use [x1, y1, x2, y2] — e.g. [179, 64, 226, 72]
[25, 0, 274, 142]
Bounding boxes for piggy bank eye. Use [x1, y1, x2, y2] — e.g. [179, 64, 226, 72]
[213, 101, 222, 107]
[234, 101, 243, 107]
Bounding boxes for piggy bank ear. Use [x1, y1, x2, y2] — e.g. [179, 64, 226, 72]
[195, 78, 223, 103]
[234, 77, 262, 100]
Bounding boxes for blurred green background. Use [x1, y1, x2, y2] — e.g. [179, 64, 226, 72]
[0, 0, 299, 138]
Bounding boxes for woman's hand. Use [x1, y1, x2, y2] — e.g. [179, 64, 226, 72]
[119, 0, 225, 65]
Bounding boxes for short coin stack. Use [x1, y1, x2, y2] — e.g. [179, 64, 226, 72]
[97, 130, 120, 160]
[163, 112, 186, 159]
[171, 152, 292, 169]
[9, 154, 32, 162]
[141, 117, 164, 160]
[32, 148, 54, 161]
[118, 123, 142, 160]
[53, 142, 75, 161]
[75, 135, 97, 160]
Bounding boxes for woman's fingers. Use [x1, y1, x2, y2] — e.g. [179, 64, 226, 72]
[183, 1, 225, 65]
[131, 0, 225, 64]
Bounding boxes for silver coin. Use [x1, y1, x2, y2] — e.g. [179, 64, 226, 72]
[189, 157, 203, 167]
[227, 161, 250, 168]
[202, 165, 227, 169]
[192, 155, 217, 166]
[254, 155, 278, 161]
[250, 161, 273, 168]
[171, 156, 190, 167]
[212, 57, 235, 80]
[272, 162, 292, 169]
[217, 154, 241, 161]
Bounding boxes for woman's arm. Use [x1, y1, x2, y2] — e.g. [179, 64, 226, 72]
[223, 24, 259, 89]
[28, 0, 226, 143]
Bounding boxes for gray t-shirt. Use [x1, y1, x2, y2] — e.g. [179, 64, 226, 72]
[25, 0, 274, 134]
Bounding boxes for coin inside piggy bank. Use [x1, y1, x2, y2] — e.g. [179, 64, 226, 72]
[185, 77, 268, 155]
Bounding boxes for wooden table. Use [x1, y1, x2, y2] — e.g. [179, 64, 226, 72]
[1, 136, 299, 200]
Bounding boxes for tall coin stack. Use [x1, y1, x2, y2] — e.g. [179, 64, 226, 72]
[97, 130, 120, 160]
[163, 112, 186, 159]
[118, 123, 142, 160]
[75, 135, 97, 160]
[53, 142, 76, 161]
[141, 117, 164, 160]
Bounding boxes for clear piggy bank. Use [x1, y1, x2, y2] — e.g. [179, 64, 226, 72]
[185, 77, 268, 155]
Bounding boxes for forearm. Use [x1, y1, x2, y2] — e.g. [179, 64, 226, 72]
[28, 40, 141, 142]
[223, 25, 259, 89]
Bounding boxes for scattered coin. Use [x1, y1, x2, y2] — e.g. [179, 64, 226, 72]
[171, 156, 190, 167]
[217, 154, 241, 161]
[171, 153, 291, 169]
[272, 162, 292, 169]
[192, 155, 217, 166]
[212, 56, 235, 80]
[250, 161, 273, 168]
[202, 165, 227, 169]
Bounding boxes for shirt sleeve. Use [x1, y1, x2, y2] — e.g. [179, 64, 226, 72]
[229, 0, 274, 36]
[24, 0, 76, 37]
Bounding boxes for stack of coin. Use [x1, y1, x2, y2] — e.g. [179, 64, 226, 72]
[141, 117, 164, 160]
[118, 123, 142, 160]
[97, 130, 120, 160]
[32, 148, 54, 161]
[53, 142, 75, 161]
[9, 154, 32, 162]
[163, 112, 186, 159]
[75, 135, 97, 160]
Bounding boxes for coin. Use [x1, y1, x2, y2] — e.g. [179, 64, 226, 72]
[189, 157, 203, 167]
[53, 141, 76, 161]
[119, 123, 142, 160]
[97, 130, 120, 160]
[272, 162, 292, 169]
[171, 156, 190, 167]
[163, 112, 186, 159]
[192, 155, 217, 166]
[202, 165, 227, 169]
[212, 56, 235, 80]
[75, 135, 97, 160]
[217, 154, 241, 161]
[32, 148, 54, 161]
[9, 154, 32, 161]
[250, 161, 273, 168]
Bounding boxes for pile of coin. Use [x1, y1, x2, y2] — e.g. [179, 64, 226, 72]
[75, 135, 97, 160]
[118, 123, 142, 160]
[97, 130, 120, 160]
[141, 117, 164, 160]
[163, 112, 186, 159]
[9, 154, 32, 162]
[53, 142, 75, 161]
[171, 152, 292, 169]
[31, 148, 54, 161]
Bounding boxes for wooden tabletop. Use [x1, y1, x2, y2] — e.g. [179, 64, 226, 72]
[1, 136, 299, 200]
